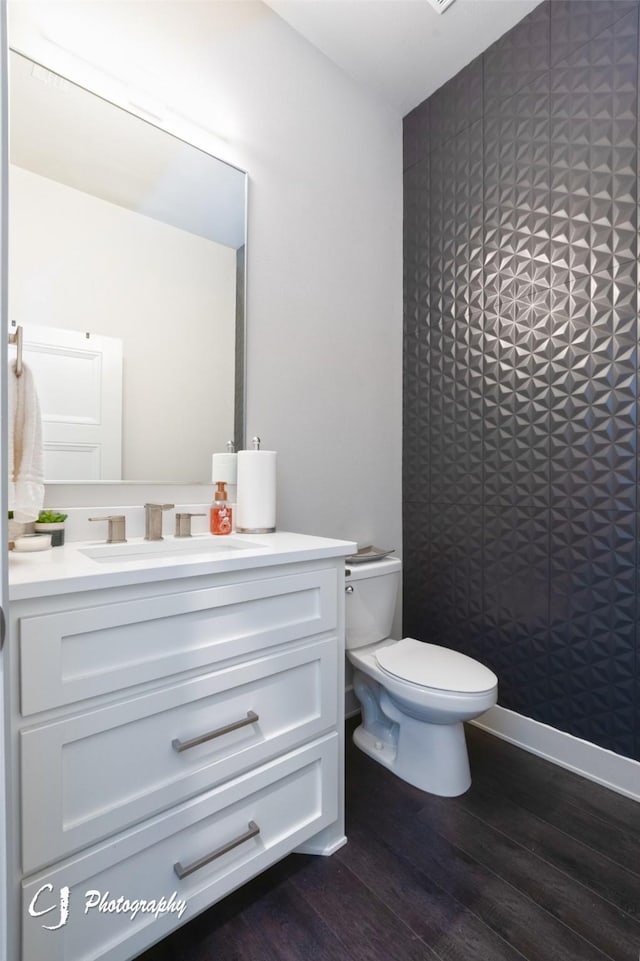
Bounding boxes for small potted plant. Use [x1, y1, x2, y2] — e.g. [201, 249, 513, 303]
[8, 510, 19, 549]
[34, 510, 68, 547]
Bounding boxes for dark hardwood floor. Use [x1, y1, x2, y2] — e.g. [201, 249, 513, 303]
[137, 720, 640, 961]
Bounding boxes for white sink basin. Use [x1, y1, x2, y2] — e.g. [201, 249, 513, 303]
[80, 536, 267, 564]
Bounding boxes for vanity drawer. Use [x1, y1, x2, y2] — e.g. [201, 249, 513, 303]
[22, 734, 338, 961]
[21, 636, 338, 873]
[19, 567, 338, 715]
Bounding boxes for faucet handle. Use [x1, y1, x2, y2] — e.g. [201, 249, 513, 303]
[88, 515, 127, 544]
[144, 503, 174, 542]
[175, 512, 206, 538]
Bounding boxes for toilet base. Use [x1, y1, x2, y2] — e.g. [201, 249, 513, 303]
[352, 716, 472, 797]
[353, 722, 397, 770]
[351, 667, 473, 796]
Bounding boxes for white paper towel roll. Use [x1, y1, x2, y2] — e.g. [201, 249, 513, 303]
[236, 450, 276, 532]
[211, 452, 237, 486]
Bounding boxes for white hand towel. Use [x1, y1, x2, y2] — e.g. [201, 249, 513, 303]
[8, 359, 45, 522]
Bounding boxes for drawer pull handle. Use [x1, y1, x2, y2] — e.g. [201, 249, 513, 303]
[174, 820, 260, 880]
[172, 711, 259, 753]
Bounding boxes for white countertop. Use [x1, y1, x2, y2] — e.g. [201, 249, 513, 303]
[9, 531, 357, 601]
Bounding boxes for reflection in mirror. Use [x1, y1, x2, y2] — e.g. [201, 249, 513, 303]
[8, 50, 246, 483]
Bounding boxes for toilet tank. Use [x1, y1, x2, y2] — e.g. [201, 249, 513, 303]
[345, 556, 401, 650]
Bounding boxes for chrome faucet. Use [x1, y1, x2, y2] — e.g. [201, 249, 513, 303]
[88, 514, 127, 544]
[175, 512, 206, 537]
[144, 503, 174, 541]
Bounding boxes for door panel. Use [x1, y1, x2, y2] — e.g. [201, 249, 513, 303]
[17, 323, 123, 480]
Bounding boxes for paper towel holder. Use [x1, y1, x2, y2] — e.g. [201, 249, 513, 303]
[236, 437, 276, 534]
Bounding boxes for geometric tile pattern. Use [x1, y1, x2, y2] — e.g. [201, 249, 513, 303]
[402, 0, 640, 761]
[484, 70, 552, 508]
[429, 55, 483, 153]
[484, 2, 551, 114]
[550, 0, 639, 67]
[427, 503, 484, 657]
[549, 10, 638, 511]
[403, 158, 430, 505]
[403, 100, 430, 172]
[548, 508, 636, 757]
[429, 122, 484, 505]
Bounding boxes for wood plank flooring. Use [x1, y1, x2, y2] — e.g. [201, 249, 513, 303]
[137, 720, 640, 961]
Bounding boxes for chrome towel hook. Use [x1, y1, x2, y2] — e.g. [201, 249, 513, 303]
[8, 322, 23, 377]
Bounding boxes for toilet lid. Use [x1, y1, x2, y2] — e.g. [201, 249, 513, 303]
[375, 638, 497, 694]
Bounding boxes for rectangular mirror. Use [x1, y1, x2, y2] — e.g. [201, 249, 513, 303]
[8, 50, 247, 483]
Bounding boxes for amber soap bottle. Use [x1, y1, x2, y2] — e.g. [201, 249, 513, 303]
[210, 481, 232, 535]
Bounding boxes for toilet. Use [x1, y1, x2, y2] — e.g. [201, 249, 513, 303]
[346, 556, 497, 796]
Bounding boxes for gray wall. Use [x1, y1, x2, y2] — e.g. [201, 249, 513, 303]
[12, 1, 403, 554]
[403, 0, 640, 761]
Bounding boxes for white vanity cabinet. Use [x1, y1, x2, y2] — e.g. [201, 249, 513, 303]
[5, 537, 351, 961]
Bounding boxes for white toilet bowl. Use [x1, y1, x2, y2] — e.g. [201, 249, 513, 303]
[346, 558, 498, 796]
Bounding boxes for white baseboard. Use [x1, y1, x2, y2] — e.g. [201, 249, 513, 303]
[472, 705, 640, 803]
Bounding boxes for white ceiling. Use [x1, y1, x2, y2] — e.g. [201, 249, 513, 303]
[266, 0, 542, 115]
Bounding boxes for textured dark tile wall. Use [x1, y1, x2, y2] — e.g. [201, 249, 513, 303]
[403, 0, 640, 761]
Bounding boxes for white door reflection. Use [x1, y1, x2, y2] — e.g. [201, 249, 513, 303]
[16, 324, 123, 481]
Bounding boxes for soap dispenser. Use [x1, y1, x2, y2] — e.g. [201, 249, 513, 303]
[210, 482, 232, 535]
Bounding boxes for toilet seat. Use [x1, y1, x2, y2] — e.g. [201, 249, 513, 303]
[375, 637, 497, 695]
